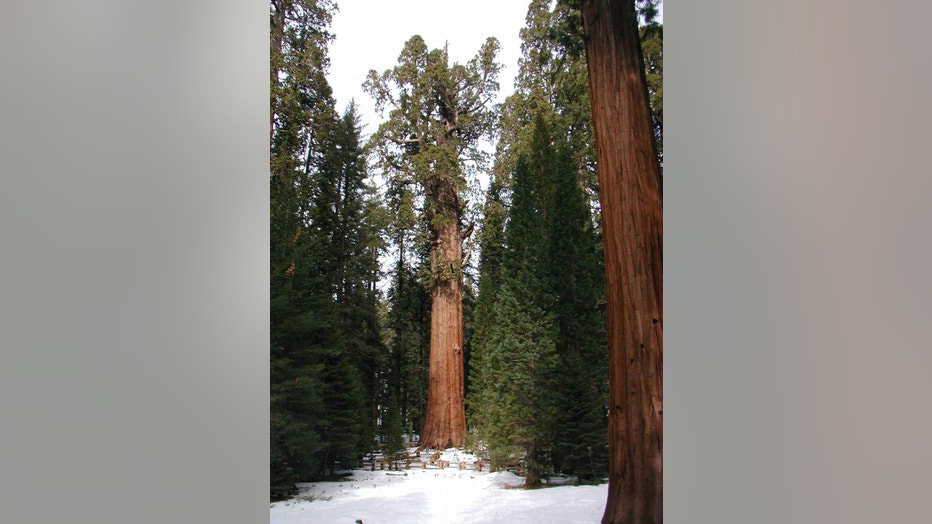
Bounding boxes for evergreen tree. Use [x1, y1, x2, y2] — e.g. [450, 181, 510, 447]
[270, 0, 386, 497]
[502, 0, 663, 209]
[545, 135, 607, 482]
[467, 0, 662, 490]
[385, 261, 431, 440]
[470, 107, 609, 488]
[270, 0, 340, 498]
[270, 213, 350, 493]
[365, 35, 501, 449]
[640, 20, 663, 165]
[381, 144, 433, 443]
[494, 0, 597, 202]
[314, 344, 367, 477]
[465, 171, 508, 444]
[469, 0, 612, 484]
[476, 117, 561, 487]
[270, 287, 330, 497]
[314, 103, 388, 455]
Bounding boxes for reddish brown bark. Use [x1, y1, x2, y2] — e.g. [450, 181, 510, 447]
[419, 182, 467, 449]
[580, 1, 663, 522]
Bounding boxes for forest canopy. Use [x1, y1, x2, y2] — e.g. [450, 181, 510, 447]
[269, 0, 663, 512]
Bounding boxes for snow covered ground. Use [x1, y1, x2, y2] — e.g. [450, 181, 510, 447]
[270, 449, 607, 524]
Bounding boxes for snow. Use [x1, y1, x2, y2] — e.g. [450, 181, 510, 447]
[270, 448, 607, 524]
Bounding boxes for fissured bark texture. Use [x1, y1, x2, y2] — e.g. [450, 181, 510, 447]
[581, 1, 663, 522]
[419, 183, 467, 450]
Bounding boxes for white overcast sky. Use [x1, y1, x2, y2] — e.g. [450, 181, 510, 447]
[327, 0, 529, 140]
[325, 1, 660, 287]
[327, 1, 662, 142]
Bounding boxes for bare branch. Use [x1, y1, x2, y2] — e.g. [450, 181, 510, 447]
[460, 222, 475, 241]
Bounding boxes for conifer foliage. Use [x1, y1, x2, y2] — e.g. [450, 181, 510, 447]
[266, 0, 661, 502]
[382, 232, 432, 449]
[469, 113, 607, 485]
[365, 35, 501, 450]
[270, 0, 386, 499]
[468, 0, 620, 485]
[483, 122, 561, 486]
[545, 130, 608, 483]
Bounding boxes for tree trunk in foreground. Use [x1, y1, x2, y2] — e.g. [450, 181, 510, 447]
[419, 185, 467, 450]
[580, 1, 663, 522]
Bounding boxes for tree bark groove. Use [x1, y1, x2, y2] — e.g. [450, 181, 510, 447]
[580, 1, 663, 522]
[419, 186, 467, 450]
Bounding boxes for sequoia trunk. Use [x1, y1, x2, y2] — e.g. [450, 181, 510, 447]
[419, 183, 467, 449]
[366, 36, 499, 452]
[580, 1, 663, 522]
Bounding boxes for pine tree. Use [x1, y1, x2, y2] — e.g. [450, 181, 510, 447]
[270, 0, 340, 498]
[385, 260, 431, 440]
[314, 103, 388, 456]
[469, 0, 616, 483]
[315, 344, 367, 477]
[477, 117, 561, 487]
[505, 0, 663, 211]
[270, 230, 335, 495]
[465, 171, 508, 446]
[545, 136, 607, 483]
[496, 0, 597, 202]
[270, 0, 386, 496]
[381, 143, 433, 444]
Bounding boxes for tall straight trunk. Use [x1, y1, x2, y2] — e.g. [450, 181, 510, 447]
[269, 0, 284, 138]
[580, 1, 663, 523]
[525, 439, 542, 487]
[419, 183, 467, 449]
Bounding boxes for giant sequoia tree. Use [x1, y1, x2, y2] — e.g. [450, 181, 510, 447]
[580, 0, 663, 522]
[365, 36, 500, 449]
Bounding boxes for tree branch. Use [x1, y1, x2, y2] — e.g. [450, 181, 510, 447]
[461, 222, 475, 241]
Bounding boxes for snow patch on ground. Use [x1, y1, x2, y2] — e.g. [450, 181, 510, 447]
[270, 457, 607, 523]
